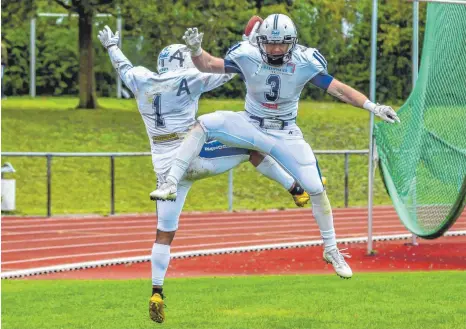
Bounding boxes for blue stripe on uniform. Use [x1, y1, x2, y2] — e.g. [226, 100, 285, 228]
[274, 14, 279, 29]
[314, 51, 327, 66]
[312, 52, 326, 69]
[310, 72, 334, 90]
[199, 141, 249, 159]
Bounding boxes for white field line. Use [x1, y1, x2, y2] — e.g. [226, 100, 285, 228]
[4, 230, 465, 279]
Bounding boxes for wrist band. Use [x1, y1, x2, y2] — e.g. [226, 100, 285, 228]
[192, 47, 203, 57]
[363, 100, 377, 112]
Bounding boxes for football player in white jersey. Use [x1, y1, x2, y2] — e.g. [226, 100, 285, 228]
[152, 14, 400, 279]
[98, 25, 311, 323]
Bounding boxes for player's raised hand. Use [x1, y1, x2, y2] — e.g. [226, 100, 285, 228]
[182, 28, 203, 57]
[97, 25, 119, 49]
[374, 104, 400, 124]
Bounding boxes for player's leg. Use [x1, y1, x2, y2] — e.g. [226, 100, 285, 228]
[149, 178, 192, 323]
[249, 151, 310, 207]
[265, 130, 352, 278]
[151, 111, 271, 199]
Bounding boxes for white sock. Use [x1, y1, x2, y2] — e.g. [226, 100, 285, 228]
[311, 191, 337, 251]
[151, 243, 171, 286]
[255, 155, 294, 190]
[167, 124, 206, 185]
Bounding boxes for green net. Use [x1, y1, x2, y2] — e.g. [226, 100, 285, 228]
[374, 2, 466, 239]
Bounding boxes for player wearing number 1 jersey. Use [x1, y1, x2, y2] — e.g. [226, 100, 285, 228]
[98, 25, 312, 323]
[152, 14, 401, 280]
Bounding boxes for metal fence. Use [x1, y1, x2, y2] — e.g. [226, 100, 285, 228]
[1, 150, 369, 216]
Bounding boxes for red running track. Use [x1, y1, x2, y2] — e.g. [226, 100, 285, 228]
[2, 206, 466, 273]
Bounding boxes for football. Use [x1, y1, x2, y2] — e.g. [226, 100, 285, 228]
[244, 15, 263, 36]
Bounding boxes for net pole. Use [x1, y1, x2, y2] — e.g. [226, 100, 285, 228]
[410, 0, 420, 246]
[116, 14, 122, 99]
[367, 0, 378, 254]
[30, 18, 36, 98]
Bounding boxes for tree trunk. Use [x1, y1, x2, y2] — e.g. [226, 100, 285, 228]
[77, 8, 97, 109]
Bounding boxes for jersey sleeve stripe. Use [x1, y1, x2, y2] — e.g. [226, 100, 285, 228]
[312, 52, 327, 69]
[314, 51, 327, 66]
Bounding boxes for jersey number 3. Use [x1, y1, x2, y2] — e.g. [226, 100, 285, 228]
[265, 74, 281, 102]
[153, 94, 165, 128]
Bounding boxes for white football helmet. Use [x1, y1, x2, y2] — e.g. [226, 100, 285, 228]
[157, 44, 195, 74]
[256, 14, 298, 66]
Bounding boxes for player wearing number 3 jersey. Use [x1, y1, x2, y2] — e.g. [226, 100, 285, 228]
[153, 14, 401, 280]
[98, 25, 312, 323]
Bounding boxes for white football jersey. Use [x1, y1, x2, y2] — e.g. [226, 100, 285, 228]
[108, 46, 234, 143]
[224, 41, 328, 120]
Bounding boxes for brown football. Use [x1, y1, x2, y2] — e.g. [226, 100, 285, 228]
[244, 15, 263, 36]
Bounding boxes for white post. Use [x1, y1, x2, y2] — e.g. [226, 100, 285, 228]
[411, 0, 419, 246]
[116, 15, 122, 98]
[30, 18, 36, 97]
[228, 170, 233, 212]
[367, 0, 378, 255]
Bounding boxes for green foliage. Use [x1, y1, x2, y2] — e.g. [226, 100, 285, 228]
[2, 0, 426, 102]
[2, 272, 466, 329]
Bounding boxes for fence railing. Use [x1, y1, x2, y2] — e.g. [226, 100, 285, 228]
[1, 150, 369, 216]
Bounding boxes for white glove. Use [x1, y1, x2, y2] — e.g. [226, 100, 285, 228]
[364, 100, 400, 124]
[182, 27, 204, 57]
[97, 25, 120, 49]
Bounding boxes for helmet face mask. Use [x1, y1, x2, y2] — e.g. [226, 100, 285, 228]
[256, 14, 298, 66]
[157, 44, 195, 74]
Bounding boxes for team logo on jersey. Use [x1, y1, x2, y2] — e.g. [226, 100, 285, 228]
[261, 62, 296, 75]
[285, 62, 296, 74]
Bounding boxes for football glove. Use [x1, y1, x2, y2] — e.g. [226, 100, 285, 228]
[373, 104, 400, 124]
[182, 28, 204, 57]
[98, 25, 119, 49]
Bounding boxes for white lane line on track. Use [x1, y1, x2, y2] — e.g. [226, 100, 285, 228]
[1, 214, 405, 236]
[1, 225, 412, 254]
[0, 211, 405, 229]
[0, 208, 401, 226]
[1, 219, 408, 238]
[3, 234, 383, 265]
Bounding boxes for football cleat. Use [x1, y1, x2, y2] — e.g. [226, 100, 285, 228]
[292, 191, 310, 207]
[323, 248, 353, 279]
[150, 182, 177, 201]
[149, 293, 165, 323]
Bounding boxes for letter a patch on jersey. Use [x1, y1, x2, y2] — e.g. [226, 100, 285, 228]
[177, 78, 191, 96]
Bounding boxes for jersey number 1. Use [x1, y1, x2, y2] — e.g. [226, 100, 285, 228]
[153, 94, 165, 127]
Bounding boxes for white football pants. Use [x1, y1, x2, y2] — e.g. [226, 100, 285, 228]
[198, 111, 325, 196]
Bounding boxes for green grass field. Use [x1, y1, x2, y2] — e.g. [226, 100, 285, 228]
[2, 272, 465, 329]
[1, 97, 393, 215]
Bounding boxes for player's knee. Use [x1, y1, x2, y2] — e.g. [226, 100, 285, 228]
[155, 229, 176, 245]
[249, 151, 265, 167]
[198, 112, 226, 133]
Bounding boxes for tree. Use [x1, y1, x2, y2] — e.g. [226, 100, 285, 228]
[53, 0, 114, 109]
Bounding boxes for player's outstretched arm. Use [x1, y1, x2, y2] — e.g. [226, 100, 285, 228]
[97, 25, 139, 94]
[327, 78, 400, 124]
[182, 28, 225, 74]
